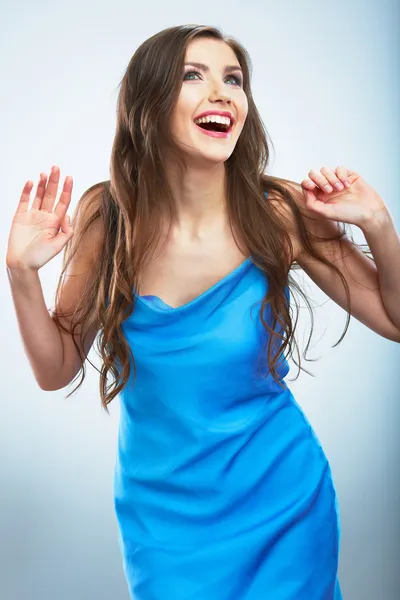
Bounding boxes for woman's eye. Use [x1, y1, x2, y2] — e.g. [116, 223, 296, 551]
[183, 70, 202, 81]
[226, 74, 242, 86]
[183, 70, 242, 86]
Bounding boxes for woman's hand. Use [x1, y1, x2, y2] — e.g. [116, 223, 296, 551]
[300, 166, 388, 229]
[6, 166, 74, 271]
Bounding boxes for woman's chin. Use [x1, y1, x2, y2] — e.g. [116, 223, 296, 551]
[189, 147, 235, 165]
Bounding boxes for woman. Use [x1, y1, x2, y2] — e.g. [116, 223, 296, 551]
[6, 24, 400, 600]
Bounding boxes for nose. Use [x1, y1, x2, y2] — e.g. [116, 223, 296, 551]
[208, 85, 232, 105]
[210, 93, 232, 105]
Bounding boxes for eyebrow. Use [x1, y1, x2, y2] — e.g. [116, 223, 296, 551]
[184, 62, 243, 74]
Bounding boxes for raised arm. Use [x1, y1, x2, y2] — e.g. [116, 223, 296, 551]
[6, 167, 105, 391]
[277, 170, 400, 343]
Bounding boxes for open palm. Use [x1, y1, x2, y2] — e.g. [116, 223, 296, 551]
[6, 166, 74, 271]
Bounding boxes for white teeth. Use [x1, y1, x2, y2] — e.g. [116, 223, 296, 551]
[194, 114, 232, 127]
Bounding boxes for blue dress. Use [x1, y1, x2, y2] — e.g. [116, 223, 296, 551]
[113, 203, 343, 599]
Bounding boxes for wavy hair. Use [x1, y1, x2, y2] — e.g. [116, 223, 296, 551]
[52, 24, 371, 411]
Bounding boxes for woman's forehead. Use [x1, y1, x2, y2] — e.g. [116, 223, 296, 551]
[184, 38, 237, 63]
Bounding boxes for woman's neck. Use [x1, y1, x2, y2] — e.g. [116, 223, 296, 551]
[165, 162, 229, 238]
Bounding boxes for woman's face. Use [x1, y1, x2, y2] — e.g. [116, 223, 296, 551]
[169, 37, 248, 166]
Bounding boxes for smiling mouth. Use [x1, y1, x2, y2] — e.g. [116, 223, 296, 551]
[193, 119, 234, 138]
[195, 121, 232, 133]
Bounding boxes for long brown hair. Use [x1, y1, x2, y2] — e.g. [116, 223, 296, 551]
[52, 24, 371, 412]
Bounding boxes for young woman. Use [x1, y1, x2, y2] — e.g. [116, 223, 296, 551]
[6, 24, 400, 600]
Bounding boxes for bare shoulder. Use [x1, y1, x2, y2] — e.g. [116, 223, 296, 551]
[70, 181, 106, 251]
[267, 176, 342, 263]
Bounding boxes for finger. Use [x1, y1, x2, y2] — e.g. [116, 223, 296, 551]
[31, 173, 48, 210]
[16, 180, 35, 214]
[60, 213, 73, 235]
[320, 167, 344, 191]
[53, 176, 74, 221]
[308, 169, 334, 193]
[51, 214, 74, 255]
[41, 165, 60, 212]
[301, 177, 317, 190]
[309, 167, 343, 193]
[335, 165, 351, 188]
[304, 188, 327, 213]
[304, 188, 334, 217]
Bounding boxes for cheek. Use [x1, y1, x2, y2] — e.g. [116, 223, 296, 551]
[238, 95, 248, 124]
[170, 111, 190, 138]
[169, 113, 187, 140]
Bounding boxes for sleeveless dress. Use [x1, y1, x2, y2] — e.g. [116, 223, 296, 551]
[113, 195, 343, 600]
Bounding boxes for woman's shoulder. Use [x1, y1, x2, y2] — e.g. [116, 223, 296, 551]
[264, 176, 343, 264]
[71, 180, 108, 250]
[263, 177, 305, 262]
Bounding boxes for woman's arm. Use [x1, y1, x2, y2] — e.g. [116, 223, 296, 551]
[7, 266, 67, 390]
[278, 178, 400, 342]
[360, 207, 400, 332]
[7, 183, 104, 391]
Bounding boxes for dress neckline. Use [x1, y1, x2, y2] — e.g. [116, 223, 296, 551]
[135, 256, 253, 312]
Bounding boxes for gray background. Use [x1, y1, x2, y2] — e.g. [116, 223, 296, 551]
[1, 1, 399, 598]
